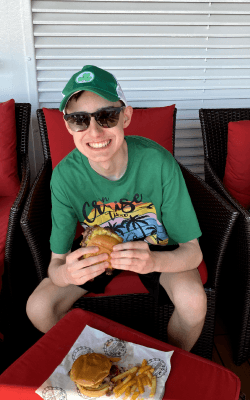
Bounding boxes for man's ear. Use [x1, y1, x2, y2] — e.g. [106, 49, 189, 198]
[123, 106, 133, 129]
[63, 118, 74, 136]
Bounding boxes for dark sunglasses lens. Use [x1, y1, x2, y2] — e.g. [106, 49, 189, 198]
[66, 114, 90, 131]
[97, 109, 120, 128]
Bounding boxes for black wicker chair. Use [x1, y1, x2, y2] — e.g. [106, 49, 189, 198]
[199, 108, 250, 366]
[20, 107, 239, 361]
[1, 103, 32, 309]
[0, 103, 41, 371]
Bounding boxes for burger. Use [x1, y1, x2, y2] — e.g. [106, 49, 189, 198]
[81, 225, 123, 275]
[69, 352, 121, 397]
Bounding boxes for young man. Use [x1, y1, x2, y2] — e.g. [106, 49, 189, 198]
[26, 65, 206, 352]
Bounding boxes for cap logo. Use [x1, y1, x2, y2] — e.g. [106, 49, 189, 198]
[76, 71, 94, 84]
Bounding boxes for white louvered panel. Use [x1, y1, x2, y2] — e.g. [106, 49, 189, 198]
[33, 13, 250, 25]
[33, 24, 250, 36]
[37, 69, 250, 80]
[36, 48, 250, 58]
[35, 36, 250, 47]
[33, 1, 250, 14]
[31, 1, 250, 179]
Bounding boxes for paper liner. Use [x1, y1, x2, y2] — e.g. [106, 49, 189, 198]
[36, 325, 174, 400]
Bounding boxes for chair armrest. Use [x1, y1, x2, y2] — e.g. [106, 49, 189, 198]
[178, 161, 239, 290]
[20, 160, 52, 282]
[3, 154, 39, 313]
[4, 154, 30, 265]
[204, 157, 250, 219]
[204, 157, 250, 302]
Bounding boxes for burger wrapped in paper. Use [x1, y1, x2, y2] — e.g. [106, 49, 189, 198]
[69, 352, 121, 397]
[81, 225, 123, 275]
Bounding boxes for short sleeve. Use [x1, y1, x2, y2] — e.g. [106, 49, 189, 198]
[161, 159, 202, 245]
[50, 168, 78, 254]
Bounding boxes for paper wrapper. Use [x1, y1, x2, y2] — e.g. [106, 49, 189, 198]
[36, 325, 174, 400]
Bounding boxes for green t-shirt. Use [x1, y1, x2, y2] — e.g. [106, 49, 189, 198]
[50, 136, 202, 254]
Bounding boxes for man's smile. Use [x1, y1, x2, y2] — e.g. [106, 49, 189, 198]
[87, 139, 112, 149]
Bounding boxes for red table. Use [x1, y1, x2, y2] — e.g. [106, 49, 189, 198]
[0, 309, 241, 400]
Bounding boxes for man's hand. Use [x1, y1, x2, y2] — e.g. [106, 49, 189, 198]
[61, 246, 109, 286]
[110, 241, 158, 274]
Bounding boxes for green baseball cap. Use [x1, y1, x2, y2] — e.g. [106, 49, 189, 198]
[59, 65, 128, 112]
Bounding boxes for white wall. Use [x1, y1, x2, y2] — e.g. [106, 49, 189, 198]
[0, 0, 43, 184]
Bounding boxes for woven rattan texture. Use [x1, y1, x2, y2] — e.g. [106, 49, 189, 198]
[20, 106, 239, 361]
[20, 160, 52, 282]
[200, 108, 250, 182]
[179, 162, 238, 291]
[199, 108, 250, 366]
[4, 104, 31, 265]
[0, 104, 40, 352]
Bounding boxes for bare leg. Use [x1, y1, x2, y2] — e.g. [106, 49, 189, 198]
[26, 277, 87, 333]
[159, 268, 207, 351]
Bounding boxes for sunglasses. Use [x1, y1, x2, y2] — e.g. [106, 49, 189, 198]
[63, 106, 125, 132]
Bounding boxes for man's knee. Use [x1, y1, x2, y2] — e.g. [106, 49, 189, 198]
[26, 279, 56, 326]
[26, 291, 47, 323]
[173, 283, 207, 325]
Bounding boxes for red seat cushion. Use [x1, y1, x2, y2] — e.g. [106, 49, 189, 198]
[84, 258, 208, 298]
[0, 195, 17, 291]
[223, 120, 250, 209]
[0, 99, 20, 197]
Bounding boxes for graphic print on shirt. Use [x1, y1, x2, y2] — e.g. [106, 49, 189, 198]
[81, 194, 169, 245]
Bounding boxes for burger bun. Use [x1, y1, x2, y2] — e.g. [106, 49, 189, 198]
[76, 383, 110, 397]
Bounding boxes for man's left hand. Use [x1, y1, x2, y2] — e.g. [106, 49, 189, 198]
[110, 241, 158, 274]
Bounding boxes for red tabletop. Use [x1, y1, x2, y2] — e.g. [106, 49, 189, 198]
[0, 309, 241, 400]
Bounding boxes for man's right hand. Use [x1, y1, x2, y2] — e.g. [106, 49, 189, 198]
[48, 247, 109, 287]
[61, 246, 109, 286]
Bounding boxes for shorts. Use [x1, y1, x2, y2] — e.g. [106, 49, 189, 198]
[72, 237, 179, 306]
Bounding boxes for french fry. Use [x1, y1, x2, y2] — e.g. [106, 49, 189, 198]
[145, 370, 153, 381]
[130, 384, 137, 393]
[115, 379, 137, 398]
[145, 375, 152, 387]
[123, 387, 131, 400]
[116, 379, 122, 386]
[149, 376, 157, 397]
[136, 376, 144, 395]
[138, 365, 152, 375]
[109, 357, 121, 362]
[111, 367, 138, 382]
[141, 359, 147, 367]
[125, 387, 131, 395]
[131, 391, 140, 400]
[112, 359, 156, 398]
[113, 375, 132, 393]
[141, 375, 148, 387]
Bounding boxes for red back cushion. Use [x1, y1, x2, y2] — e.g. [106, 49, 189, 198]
[0, 99, 20, 196]
[43, 108, 75, 169]
[124, 105, 175, 155]
[223, 120, 250, 209]
[42, 104, 175, 169]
